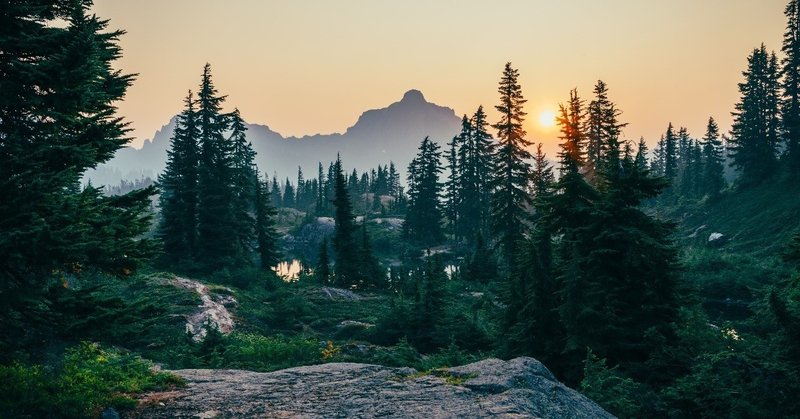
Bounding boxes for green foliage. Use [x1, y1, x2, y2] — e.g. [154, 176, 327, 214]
[0, 342, 182, 418]
[221, 333, 322, 371]
[405, 137, 445, 244]
[580, 349, 644, 418]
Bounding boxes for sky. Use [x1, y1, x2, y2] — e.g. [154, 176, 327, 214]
[92, 0, 786, 155]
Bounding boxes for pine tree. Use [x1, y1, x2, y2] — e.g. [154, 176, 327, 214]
[228, 108, 258, 259]
[635, 138, 649, 171]
[255, 174, 280, 270]
[158, 91, 199, 263]
[0, 1, 157, 349]
[663, 123, 679, 181]
[331, 155, 360, 287]
[784, 0, 800, 173]
[316, 237, 331, 284]
[404, 137, 444, 244]
[283, 177, 295, 209]
[701, 117, 726, 199]
[445, 120, 466, 240]
[490, 63, 533, 265]
[271, 175, 282, 208]
[196, 63, 237, 267]
[584, 80, 627, 182]
[728, 45, 781, 186]
[296, 167, 306, 210]
[316, 162, 326, 215]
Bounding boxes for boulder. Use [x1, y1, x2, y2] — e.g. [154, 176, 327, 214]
[131, 357, 614, 418]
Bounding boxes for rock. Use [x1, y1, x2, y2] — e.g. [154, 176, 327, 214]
[131, 358, 613, 418]
[319, 286, 362, 301]
[171, 277, 236, 342]
[688, 224, 707, 238]
[336, 320, 374, 330]
[708, 232, 727, 246]
[101, 407, 120, 419]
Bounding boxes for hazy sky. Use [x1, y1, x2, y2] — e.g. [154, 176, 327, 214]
[93, 0, 786, 154]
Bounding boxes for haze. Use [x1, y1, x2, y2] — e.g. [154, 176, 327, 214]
[93, 0, 785, 152]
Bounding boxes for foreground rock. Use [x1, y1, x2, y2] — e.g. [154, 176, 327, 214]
[131, 357, 613, 418]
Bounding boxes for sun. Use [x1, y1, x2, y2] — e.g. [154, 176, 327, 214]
[538, 110, 556, 128]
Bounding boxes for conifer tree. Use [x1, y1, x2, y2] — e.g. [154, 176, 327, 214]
[584, 80, 626, 182]
[271, 175, 282, 208]
[196, 63, 237, 267]
[728, 45, 781, 185]
[316, 237, 331, 284]
[490, 63, 533, 265]
[0, 0, 157, 347]
[316, 162, 326, 215]
[228, 108, 258, 258]
[783, 0, 800, 172]
[404, 137, 444, 244]
[663, 123, 679, 181]
[158, 91, 200, 263]
[635, 137, 649, 171]
[701, 117, 726, 199]
[331, 156, 360, 287]
[445, 120, 466, 240]
[255, 174, 280, 270]
[283, 178, 295, 209]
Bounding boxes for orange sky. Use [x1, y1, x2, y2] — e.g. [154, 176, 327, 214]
[93, 0, 786, 157]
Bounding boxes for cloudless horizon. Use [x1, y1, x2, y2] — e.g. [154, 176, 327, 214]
[93, 0, 785, 155]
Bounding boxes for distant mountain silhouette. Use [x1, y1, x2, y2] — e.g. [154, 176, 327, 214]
[86, 89, 461, 186]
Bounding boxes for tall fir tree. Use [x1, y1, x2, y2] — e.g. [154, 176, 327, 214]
[663, 123, 679, 181]
[404, 137, 444, 244]
[728, 45, 781, 186]
[228, 108, 258, 259]
[701, 117, 726, 199]
[490, 63, 533, 266]
[584, 80, 626, 182]
[158, 91, 199, 263]
[196, 63, 237, 267]
[331, 155, 360, 287]
[784, 0, 800, 173]
[445, 118, 468, 240]
[255, 174, 280, 270]
[0, 0, 157, 350]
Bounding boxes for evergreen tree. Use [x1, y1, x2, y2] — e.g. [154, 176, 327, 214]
[296, 167, 306, 210]
[331, 156, 360, 287]
[635, 137, 649, 171]
[584, 80, 626, 182]
[0, 0, 157, 348]
[388, 162, 400, 198]
[404, 137, 444, 244]
[196, 63, 237, 267]
[445, 120, 466, 240]
[663, 123, 679, 181]
[650, 135, 666, 176]
[701, 117, 726, 199]
[490, 63, 533, 265]
[158, 91, 199, 263]
[316, 162, 326, 215]
[228, 108, 258, 258]
[784, 0, 800, 173]
[255, 174, 280, 270]
[728, 45, 781, 186]
[316, 237, 331, 284]
[283, 177, 295, 209]
[271, 175, 282, 208]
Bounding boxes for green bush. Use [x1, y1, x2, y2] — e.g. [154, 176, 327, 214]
[0, 342, 182, 418]
[222, 333, 322, 371]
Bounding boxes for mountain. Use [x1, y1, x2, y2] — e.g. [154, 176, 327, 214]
[86, 89, 461, 186]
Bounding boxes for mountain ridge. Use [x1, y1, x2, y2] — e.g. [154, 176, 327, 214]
[86, 90, 461, 186]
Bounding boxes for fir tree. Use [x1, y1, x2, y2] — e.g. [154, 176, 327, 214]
[158, 91, 199, 263]
[728, 45, 781, 186]
[445, 119, 466, 240]
[784, 0, 800, 173]
[228, 108, 258, 259]
[283, 177, 295, 209]
[196, 63, 237, 267]
[404, 137, 444, 244]
[490, 63, 533, 265]
[701, 117, 726, 199]
[584, 80, 626, 182]
[271, 175, 282, 208]
[316, 237, 331, 284]
[331, 155, 360, 287]
[255, 174, 280, 270]
[635, 137, 649, 171]
[663, 123, 679, 181]
[0, 1, 156, 349]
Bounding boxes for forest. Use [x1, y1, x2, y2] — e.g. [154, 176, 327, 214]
[2, 1, 800, 418]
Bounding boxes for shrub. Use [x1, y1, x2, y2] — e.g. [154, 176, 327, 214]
[0, 342, 182, 418]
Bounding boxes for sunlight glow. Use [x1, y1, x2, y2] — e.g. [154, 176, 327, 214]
[538, 110, 556, 128]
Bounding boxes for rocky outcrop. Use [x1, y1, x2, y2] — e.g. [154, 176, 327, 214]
[171, 277, 236, 341]
[132, 357, 613, 418]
